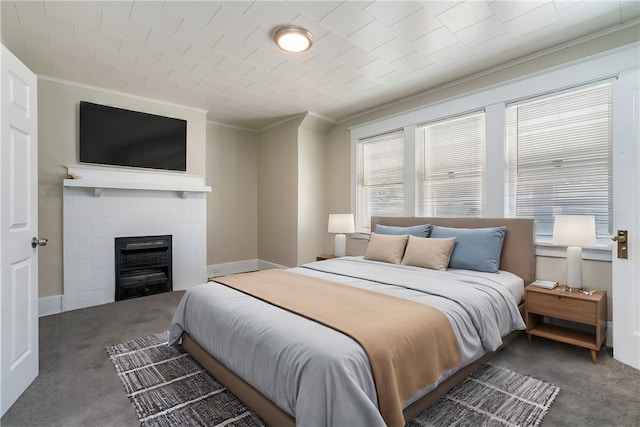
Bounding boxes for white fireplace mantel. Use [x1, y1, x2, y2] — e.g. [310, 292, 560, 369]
[63, 164, 211, 198]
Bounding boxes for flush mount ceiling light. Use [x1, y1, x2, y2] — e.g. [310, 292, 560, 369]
[273, 25, 313, 53]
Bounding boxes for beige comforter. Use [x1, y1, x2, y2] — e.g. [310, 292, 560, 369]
[216, 269, 461, 427]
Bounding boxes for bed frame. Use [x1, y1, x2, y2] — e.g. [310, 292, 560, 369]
[182, 216, 535, 426]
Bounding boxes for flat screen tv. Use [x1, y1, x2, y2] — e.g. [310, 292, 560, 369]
[79, 101, 187, 172]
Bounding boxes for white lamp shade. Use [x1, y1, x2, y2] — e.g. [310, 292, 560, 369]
[328, 214, 355, 234]
[552, 215, 596, 247]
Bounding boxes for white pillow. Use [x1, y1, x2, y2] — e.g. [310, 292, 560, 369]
[401, 236, 456, 271]
[363, 233, 408, 264]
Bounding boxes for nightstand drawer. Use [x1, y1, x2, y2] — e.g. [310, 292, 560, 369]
[527, 292, 596, 324]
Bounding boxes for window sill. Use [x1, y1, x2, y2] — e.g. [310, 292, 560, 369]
[352, 232, 370, 240]
[535, 238, 612, 261]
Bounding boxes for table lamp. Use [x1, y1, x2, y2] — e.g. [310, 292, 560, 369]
[328, 214, 355, 257]
[552, 215, 596, 291]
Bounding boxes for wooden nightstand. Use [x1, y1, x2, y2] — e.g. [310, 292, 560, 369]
[316, 255, 337, 261]
[525, 285, 607, 363]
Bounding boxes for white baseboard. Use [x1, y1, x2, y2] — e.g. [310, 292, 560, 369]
[207, 259, 259, 278]
[39, 295, 63, 317]
[207, 259, 287, 278]
[257, 259, 288, 271]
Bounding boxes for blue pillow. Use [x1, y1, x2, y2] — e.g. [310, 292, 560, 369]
[430, 225, 506, 273]
[375, 223, 430, 238]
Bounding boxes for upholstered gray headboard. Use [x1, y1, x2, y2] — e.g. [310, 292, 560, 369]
[371, 217, 535, 284]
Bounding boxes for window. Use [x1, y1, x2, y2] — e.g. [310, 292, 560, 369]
[417, 111, 486, 217]
[351, 46, 631, 252]
[506, 82, 612, 237]
[355, 130, 404, 231]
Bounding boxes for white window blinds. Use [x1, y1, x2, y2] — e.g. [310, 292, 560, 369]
[506, 81, 612, 236]
[356, 130, 404, 231]
[417, 111, 485, 217]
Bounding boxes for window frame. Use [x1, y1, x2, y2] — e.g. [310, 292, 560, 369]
[350, 45, 637, 261]
[354, 130, 406, 231]
[416, 110, 487, 218]
[505, 81, 614, 238]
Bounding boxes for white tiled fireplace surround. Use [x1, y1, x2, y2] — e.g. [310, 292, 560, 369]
[62, 165, 210, 311]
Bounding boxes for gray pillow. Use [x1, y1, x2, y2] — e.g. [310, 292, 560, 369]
[430, 225, 507, 273]
[375, 223, 430, 238]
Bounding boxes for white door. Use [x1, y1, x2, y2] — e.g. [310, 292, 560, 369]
[611, 69, 640, 370]
[0, 45, 39, 415]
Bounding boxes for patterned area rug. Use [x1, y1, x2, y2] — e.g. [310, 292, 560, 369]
[107, 331, 559, 427]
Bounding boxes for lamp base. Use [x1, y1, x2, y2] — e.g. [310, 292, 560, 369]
[565, 246, 583, 290]
[334, 234, 346, 257]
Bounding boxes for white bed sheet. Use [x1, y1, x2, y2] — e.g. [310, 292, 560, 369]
[169, 257, 526, 426]
[431, 268, 524, 303]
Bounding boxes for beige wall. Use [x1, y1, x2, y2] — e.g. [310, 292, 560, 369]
[297, 115, 332, 264]
[256, 114, 332, 267]
[257, 117, 303, 267]
[206, 123, 258, 264]
[324, 124, 352, 255]
[37, 78, 207, 297]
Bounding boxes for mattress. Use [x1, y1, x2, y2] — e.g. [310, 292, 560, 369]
[169, 257, 526, 426]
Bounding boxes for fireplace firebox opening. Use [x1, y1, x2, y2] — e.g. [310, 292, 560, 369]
[115, 235, 172, 301]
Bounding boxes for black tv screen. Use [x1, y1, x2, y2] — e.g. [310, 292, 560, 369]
[79, 101, 187, 172]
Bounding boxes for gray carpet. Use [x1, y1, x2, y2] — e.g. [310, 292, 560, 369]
[107, 331, 559, 427]
[2, 291, 639, 427]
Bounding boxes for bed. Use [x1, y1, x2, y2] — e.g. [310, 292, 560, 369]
[169, 217, 535, 426]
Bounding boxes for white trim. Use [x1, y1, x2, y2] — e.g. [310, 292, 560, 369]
[403, 125, 417, 217]
[257, 260, 288, 271]
[611, 67, 640, 369]
[342, 27, 639, 127]
[535, 239, 613, 262]
[350, 137, 358, 223]
[303, 111, 337, 126]
[207, 111, 335, 133]
[64, 165, 211, 195]
[257, 113, 306, 132]
[39, 295, 62, 317]
[206, 120, 258, 133]
[207, 260, 259, 278]
[37, 75, 208, 114]
[257, 111, 337, 133]
[351, 44, 638, 139]
[484, 103, 505, 217]
[207, 259, 288, 278]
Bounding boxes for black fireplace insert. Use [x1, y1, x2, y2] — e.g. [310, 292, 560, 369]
[115, 235, 172, 301]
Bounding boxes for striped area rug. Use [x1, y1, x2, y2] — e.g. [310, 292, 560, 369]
[107, 331, 559, 427]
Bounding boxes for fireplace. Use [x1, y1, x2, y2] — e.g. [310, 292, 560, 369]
[63, 165, 209, 311]
[115, 235, 172, 301]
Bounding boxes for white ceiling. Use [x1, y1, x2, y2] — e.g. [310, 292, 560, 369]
[2, 1, 638, 130]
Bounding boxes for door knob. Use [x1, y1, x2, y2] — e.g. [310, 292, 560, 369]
[611, 234, 626, 243]
[611, 230, 628, 259]
[31, 237, 48, 248]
